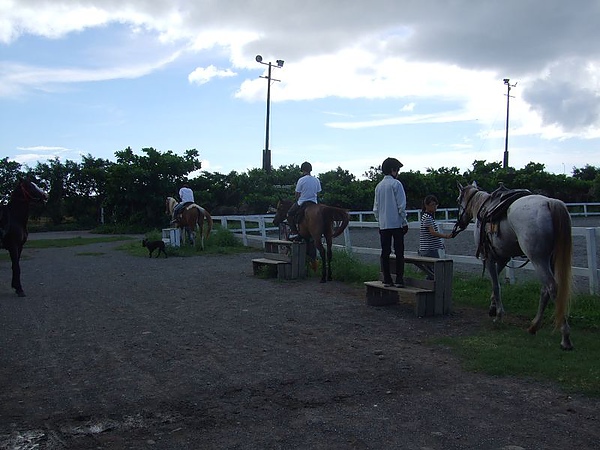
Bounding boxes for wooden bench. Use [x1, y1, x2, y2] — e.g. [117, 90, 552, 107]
[252, 240, 307, 280]
[364, 254, 453, 317]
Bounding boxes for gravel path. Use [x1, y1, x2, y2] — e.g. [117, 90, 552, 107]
[0, 232, 599, 449]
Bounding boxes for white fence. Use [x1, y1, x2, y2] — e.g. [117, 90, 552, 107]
[214, 206, 600, 295]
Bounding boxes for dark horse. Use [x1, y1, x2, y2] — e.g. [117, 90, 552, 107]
[272, 199, 350, 283]
[0, 178, 48, 297]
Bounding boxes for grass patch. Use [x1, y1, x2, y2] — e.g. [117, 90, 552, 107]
[330, 250, 379, 283]
[120, 228, 253, 258]
[330, 249, 600, 396]
[25, 236, 135, 249]
[436, 327, 600, 396]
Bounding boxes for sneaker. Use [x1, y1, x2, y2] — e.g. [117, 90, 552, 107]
[395, 279, 405, 288]
[288, 234, 302, 241]
[383, 279, 394, 287]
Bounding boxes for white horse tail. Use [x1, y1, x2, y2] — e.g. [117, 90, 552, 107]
[550, 200, 573, 328]
[202, 208, 213, 240]
[192, 204, 213, 240]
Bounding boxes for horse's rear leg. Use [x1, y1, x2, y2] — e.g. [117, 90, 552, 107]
[487, 260, 506, 321]
[316, 242, 327, 283]
[528, 284, 553, 335]
[326, 237, 333, 281]
[560, 319, 573, 351]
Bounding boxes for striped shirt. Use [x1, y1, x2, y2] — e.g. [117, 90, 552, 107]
[419, 212, 444, 253]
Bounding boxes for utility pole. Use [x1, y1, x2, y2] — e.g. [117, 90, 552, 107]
[256, 55, 284, 173]
[503, 78, 517, 169]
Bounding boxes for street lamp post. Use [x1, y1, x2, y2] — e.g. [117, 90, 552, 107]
[256, 55, 284, 173]
[503, 78, 517, 169]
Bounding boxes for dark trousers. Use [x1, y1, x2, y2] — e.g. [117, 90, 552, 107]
[286, 202, 300, 233]
[379, 228, 405, 283]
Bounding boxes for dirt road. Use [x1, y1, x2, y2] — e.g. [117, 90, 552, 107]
[0, 234, 599, 449]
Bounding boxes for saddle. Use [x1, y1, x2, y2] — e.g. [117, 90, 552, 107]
[475, 184, 532, 259]
[292, 201, 315, 228]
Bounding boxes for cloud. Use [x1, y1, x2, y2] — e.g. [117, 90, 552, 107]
[326, 110, 478, 130]
[188, 65, 236, 85]
[2, 0, 600, 151]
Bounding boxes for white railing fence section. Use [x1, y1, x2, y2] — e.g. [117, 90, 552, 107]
[214, 205, 600, 295]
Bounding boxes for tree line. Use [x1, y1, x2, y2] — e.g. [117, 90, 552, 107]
[1, 148, 599, 232]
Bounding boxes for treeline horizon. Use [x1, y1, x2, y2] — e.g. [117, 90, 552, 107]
[1, 147, 599, 232]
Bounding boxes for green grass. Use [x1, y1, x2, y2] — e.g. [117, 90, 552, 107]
[25, 236, 135, 249]
[330, 249, 600, 397]
[119, 227, 254, 257]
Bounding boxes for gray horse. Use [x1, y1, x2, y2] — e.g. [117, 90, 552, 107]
[455, 181, 573, 350]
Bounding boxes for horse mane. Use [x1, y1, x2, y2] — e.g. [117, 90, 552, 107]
[465, 186, 490, 219]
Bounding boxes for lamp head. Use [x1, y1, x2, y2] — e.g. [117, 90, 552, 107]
[503, 78, 510, 84]
[255, 55, 263, 63]
[276, 59, 284, 68]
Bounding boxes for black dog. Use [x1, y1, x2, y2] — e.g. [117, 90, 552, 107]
[142, 239, 168, 258]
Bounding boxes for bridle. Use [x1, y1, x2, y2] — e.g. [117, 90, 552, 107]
[451, 187, 479, 237]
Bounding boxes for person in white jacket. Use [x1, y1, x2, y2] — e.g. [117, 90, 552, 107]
[373, 157, 408, 287]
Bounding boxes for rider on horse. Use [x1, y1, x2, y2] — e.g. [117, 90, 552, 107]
[287, 161, 322, 241]
[171, 183, 195, 225]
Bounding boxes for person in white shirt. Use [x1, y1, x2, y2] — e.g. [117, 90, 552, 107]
[172, 183, 195, 224]
[373, 157, 408, 287]
[287, 161, 322, 240]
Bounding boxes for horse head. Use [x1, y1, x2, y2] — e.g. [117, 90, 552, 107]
[271, 199, 291, 226]
[455, 181, 480, 230]
[17, 178, 48, 203]
[165, 197, 176, 215]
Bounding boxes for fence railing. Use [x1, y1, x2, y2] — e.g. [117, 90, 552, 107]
[214, 205, 600, 295]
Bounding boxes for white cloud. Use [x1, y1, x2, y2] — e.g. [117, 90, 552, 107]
[188, 65, 236, 85]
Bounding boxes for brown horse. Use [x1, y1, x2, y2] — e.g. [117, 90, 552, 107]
[272, 199, 350, 283]
[1, 178, 48, 296]
[165, 197, 213, 250]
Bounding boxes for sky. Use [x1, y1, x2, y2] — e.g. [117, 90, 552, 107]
[1, 0, 599, 179]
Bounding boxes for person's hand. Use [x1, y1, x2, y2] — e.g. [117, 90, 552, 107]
[401, 225, 409, 235]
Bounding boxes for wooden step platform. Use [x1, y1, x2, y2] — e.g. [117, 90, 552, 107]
[252, 258, 291, 279]
[252, 239, 307, 280]
[364, 281, 436, 317]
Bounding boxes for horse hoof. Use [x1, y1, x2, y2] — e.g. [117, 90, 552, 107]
[320, 279, 326, 283]
[560, 339, 574, 351]
[17, 291, 26, 297]
[527, 326, 537, 335]
[488, 306, 497, 317]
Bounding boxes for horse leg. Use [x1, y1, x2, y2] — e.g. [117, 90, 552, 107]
[527, 265, 556, 335]
[199, 222, 204, 251]
[315, 240, 327, 283]
[560, 318, 573, 351]
[487, 258, 508, 321]
[325, 236, 333, 281]
[9, 246, 25, 297]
